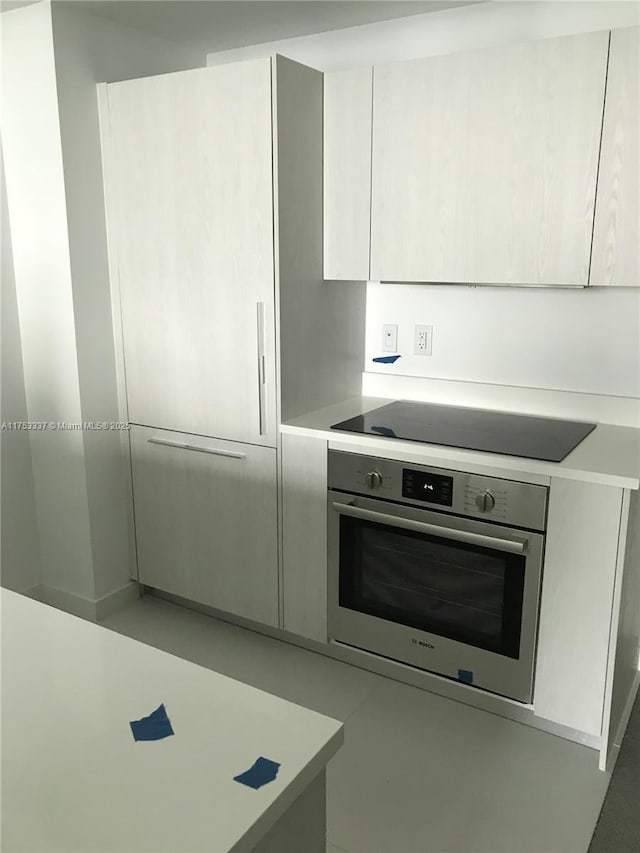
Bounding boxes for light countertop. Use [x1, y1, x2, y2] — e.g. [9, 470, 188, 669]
[281, 397, 640, 489]
[1, 589, 343, 853]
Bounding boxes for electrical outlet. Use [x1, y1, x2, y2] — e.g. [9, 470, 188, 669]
[414, 325, 433, 356]
[382, 324, 398, 352]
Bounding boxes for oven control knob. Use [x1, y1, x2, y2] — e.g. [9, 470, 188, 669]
[475, 490, 496, 513]
[365, 470, 383, 490]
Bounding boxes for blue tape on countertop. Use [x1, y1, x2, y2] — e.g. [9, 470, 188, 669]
[233, 757, 281, 790]
[372, 355, 401, 364]
[130, 703, 174, 742]
[458, 670, 474, 684]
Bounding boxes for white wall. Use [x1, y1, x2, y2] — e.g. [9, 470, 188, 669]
[208, 0, 640, 424]
[365, 283, 640, 398]
[1, 1, 96, 602]
[49, 4, 204, 601]
[1, 147, 42, 594]
[1, 0, 204, 613]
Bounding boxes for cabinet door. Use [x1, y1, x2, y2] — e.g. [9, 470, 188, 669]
[323, 67, 372, 281]
[130, 425, 278, 627]
[534, 478, 622, 736]
[105, 60, 277, 446]
[370, 32, 609, 285]
[591, 27, 639, 286]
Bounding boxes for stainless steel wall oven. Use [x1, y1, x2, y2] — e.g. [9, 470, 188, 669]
[328, 451, 548, 703]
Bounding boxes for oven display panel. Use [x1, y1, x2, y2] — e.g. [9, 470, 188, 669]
[402, 469, 453, 506]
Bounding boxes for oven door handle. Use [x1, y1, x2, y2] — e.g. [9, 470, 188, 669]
[331, 501, 527, 554]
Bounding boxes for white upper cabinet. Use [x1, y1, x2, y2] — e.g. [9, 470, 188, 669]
[105, 59, 277, 446]
[323, 67, 372, 281]
[369, 32, 609, 285]
[591, 27, 640, 287]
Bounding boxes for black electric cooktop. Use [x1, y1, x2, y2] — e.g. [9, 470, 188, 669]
[330, 401, 597, 463]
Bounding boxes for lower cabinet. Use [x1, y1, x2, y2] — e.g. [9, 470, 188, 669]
[130, 424, 279, 628]
[534, 478, 623, 736]
[281, 432, 329, 643]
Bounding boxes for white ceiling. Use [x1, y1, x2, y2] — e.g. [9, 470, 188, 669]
[17, 1, 481, 55]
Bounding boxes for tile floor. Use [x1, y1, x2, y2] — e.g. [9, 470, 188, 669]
[101, 594, 611, 853]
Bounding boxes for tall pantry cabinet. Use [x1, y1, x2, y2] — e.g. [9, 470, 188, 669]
[100, 57, 365, 626]
[105, 59, 277, 446]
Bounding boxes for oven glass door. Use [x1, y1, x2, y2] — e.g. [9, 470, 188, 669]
[335, 500, 529, 660]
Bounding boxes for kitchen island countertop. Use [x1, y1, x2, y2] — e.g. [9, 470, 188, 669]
[1, 589, 343, 853]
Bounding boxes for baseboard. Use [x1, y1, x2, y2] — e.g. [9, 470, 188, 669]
[606, 669, 640, 774]
[95, 581, 142, 621]
[11, 583, 45, 602]
[21, 581, 141, 623]
[25, 584, 98, 621]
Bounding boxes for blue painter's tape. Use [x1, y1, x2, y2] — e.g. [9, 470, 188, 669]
[458, 670, 473, 684]
[130, 703, 174, 742]
[233, 757, 281, 790]
[372, 355, 401, 364]
[371, 425, 397, 438]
